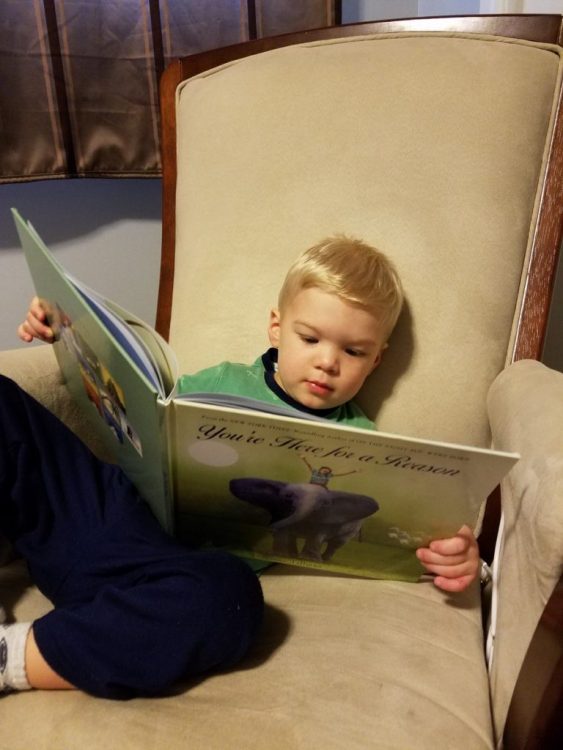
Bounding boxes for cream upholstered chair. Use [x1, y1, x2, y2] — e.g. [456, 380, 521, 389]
[1, 14, 562, 750]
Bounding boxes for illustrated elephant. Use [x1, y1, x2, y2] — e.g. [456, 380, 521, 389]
[229, 478, 379, 561]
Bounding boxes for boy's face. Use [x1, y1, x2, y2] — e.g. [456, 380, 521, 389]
[268, 287, 385, 411]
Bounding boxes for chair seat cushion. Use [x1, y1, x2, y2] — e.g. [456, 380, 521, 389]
[1, 561, 492, 749]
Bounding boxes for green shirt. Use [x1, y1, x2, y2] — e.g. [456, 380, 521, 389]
[176, 350, 375, 431]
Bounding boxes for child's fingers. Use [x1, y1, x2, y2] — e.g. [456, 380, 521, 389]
[427, 525, 478, 556]
[420, 557, 478, 591]
[428, 525, 474, 554]
[29, 296, 46, 319]
[17, 319, 43, 342]
[432, 574, 476, 593]
[428, 536, 468, 556]
[416, 525, 479, 592]
[416, 547, 469, 568]
[17, 299, 54, 343]
[17, 322, 34, 342]
[417, 557, 475, 579]
[25, 312, 53, 341]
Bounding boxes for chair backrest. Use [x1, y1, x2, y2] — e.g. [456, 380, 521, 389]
[157, 15, 563, 449]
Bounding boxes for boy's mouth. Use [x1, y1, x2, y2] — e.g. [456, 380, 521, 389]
[306, 380, 334, 396]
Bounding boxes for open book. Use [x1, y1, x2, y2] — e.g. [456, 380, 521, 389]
[13, 209, 519, 581]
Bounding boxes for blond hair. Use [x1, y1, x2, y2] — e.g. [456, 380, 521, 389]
[278, 235, 404, 340]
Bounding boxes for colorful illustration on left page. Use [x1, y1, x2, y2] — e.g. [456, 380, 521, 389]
[46, 302, 143, 456]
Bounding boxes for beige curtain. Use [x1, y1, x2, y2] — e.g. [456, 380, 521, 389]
[0, 0, 338, 182]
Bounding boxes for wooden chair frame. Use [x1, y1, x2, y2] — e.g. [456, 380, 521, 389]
[155, 16, 563, 749]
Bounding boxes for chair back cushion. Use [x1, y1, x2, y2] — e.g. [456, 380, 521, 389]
[170, 33, 562, 446]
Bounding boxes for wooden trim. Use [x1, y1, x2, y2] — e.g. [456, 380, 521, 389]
[155, 59, 183, 339]
[178, 15, 563, 81]
[503, 574, 563, 750]
[156, 14, 563, 339]
[512, 82, 563, 363]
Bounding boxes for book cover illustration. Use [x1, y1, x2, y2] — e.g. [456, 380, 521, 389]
[170, 401, 515, 580]
[12, 208, 174, 530]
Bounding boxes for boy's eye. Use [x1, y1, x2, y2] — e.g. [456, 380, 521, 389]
[299, 335, 318, 344]
[345, 348, 365, 357]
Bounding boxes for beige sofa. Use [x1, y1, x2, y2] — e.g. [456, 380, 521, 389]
[1, 15, 562, 749]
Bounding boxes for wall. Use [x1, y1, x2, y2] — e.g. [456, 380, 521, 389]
[343, 0, 561, 19]
[0, 179, 162, 352]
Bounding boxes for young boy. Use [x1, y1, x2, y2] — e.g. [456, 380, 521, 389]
[8, 235, 478, 698]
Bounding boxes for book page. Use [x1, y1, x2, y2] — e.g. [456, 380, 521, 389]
[169, 398, 518, 580]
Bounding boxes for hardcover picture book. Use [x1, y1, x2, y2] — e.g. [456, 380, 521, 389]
[12, 209, 519, 581]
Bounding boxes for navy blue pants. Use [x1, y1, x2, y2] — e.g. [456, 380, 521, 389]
[0, 375, 263, 699]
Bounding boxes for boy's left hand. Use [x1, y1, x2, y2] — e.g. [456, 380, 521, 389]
[415, 524, 479, 593]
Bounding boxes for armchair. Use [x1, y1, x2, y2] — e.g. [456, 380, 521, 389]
[1, 14, 562, 750]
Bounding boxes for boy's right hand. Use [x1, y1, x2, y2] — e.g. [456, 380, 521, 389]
[17, 297, 54, 343]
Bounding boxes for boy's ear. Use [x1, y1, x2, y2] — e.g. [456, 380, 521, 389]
[268, 308, 281, 347]
[370, 342, 388, 372]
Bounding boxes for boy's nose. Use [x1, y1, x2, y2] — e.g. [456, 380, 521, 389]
[315, 347, 339, 374]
